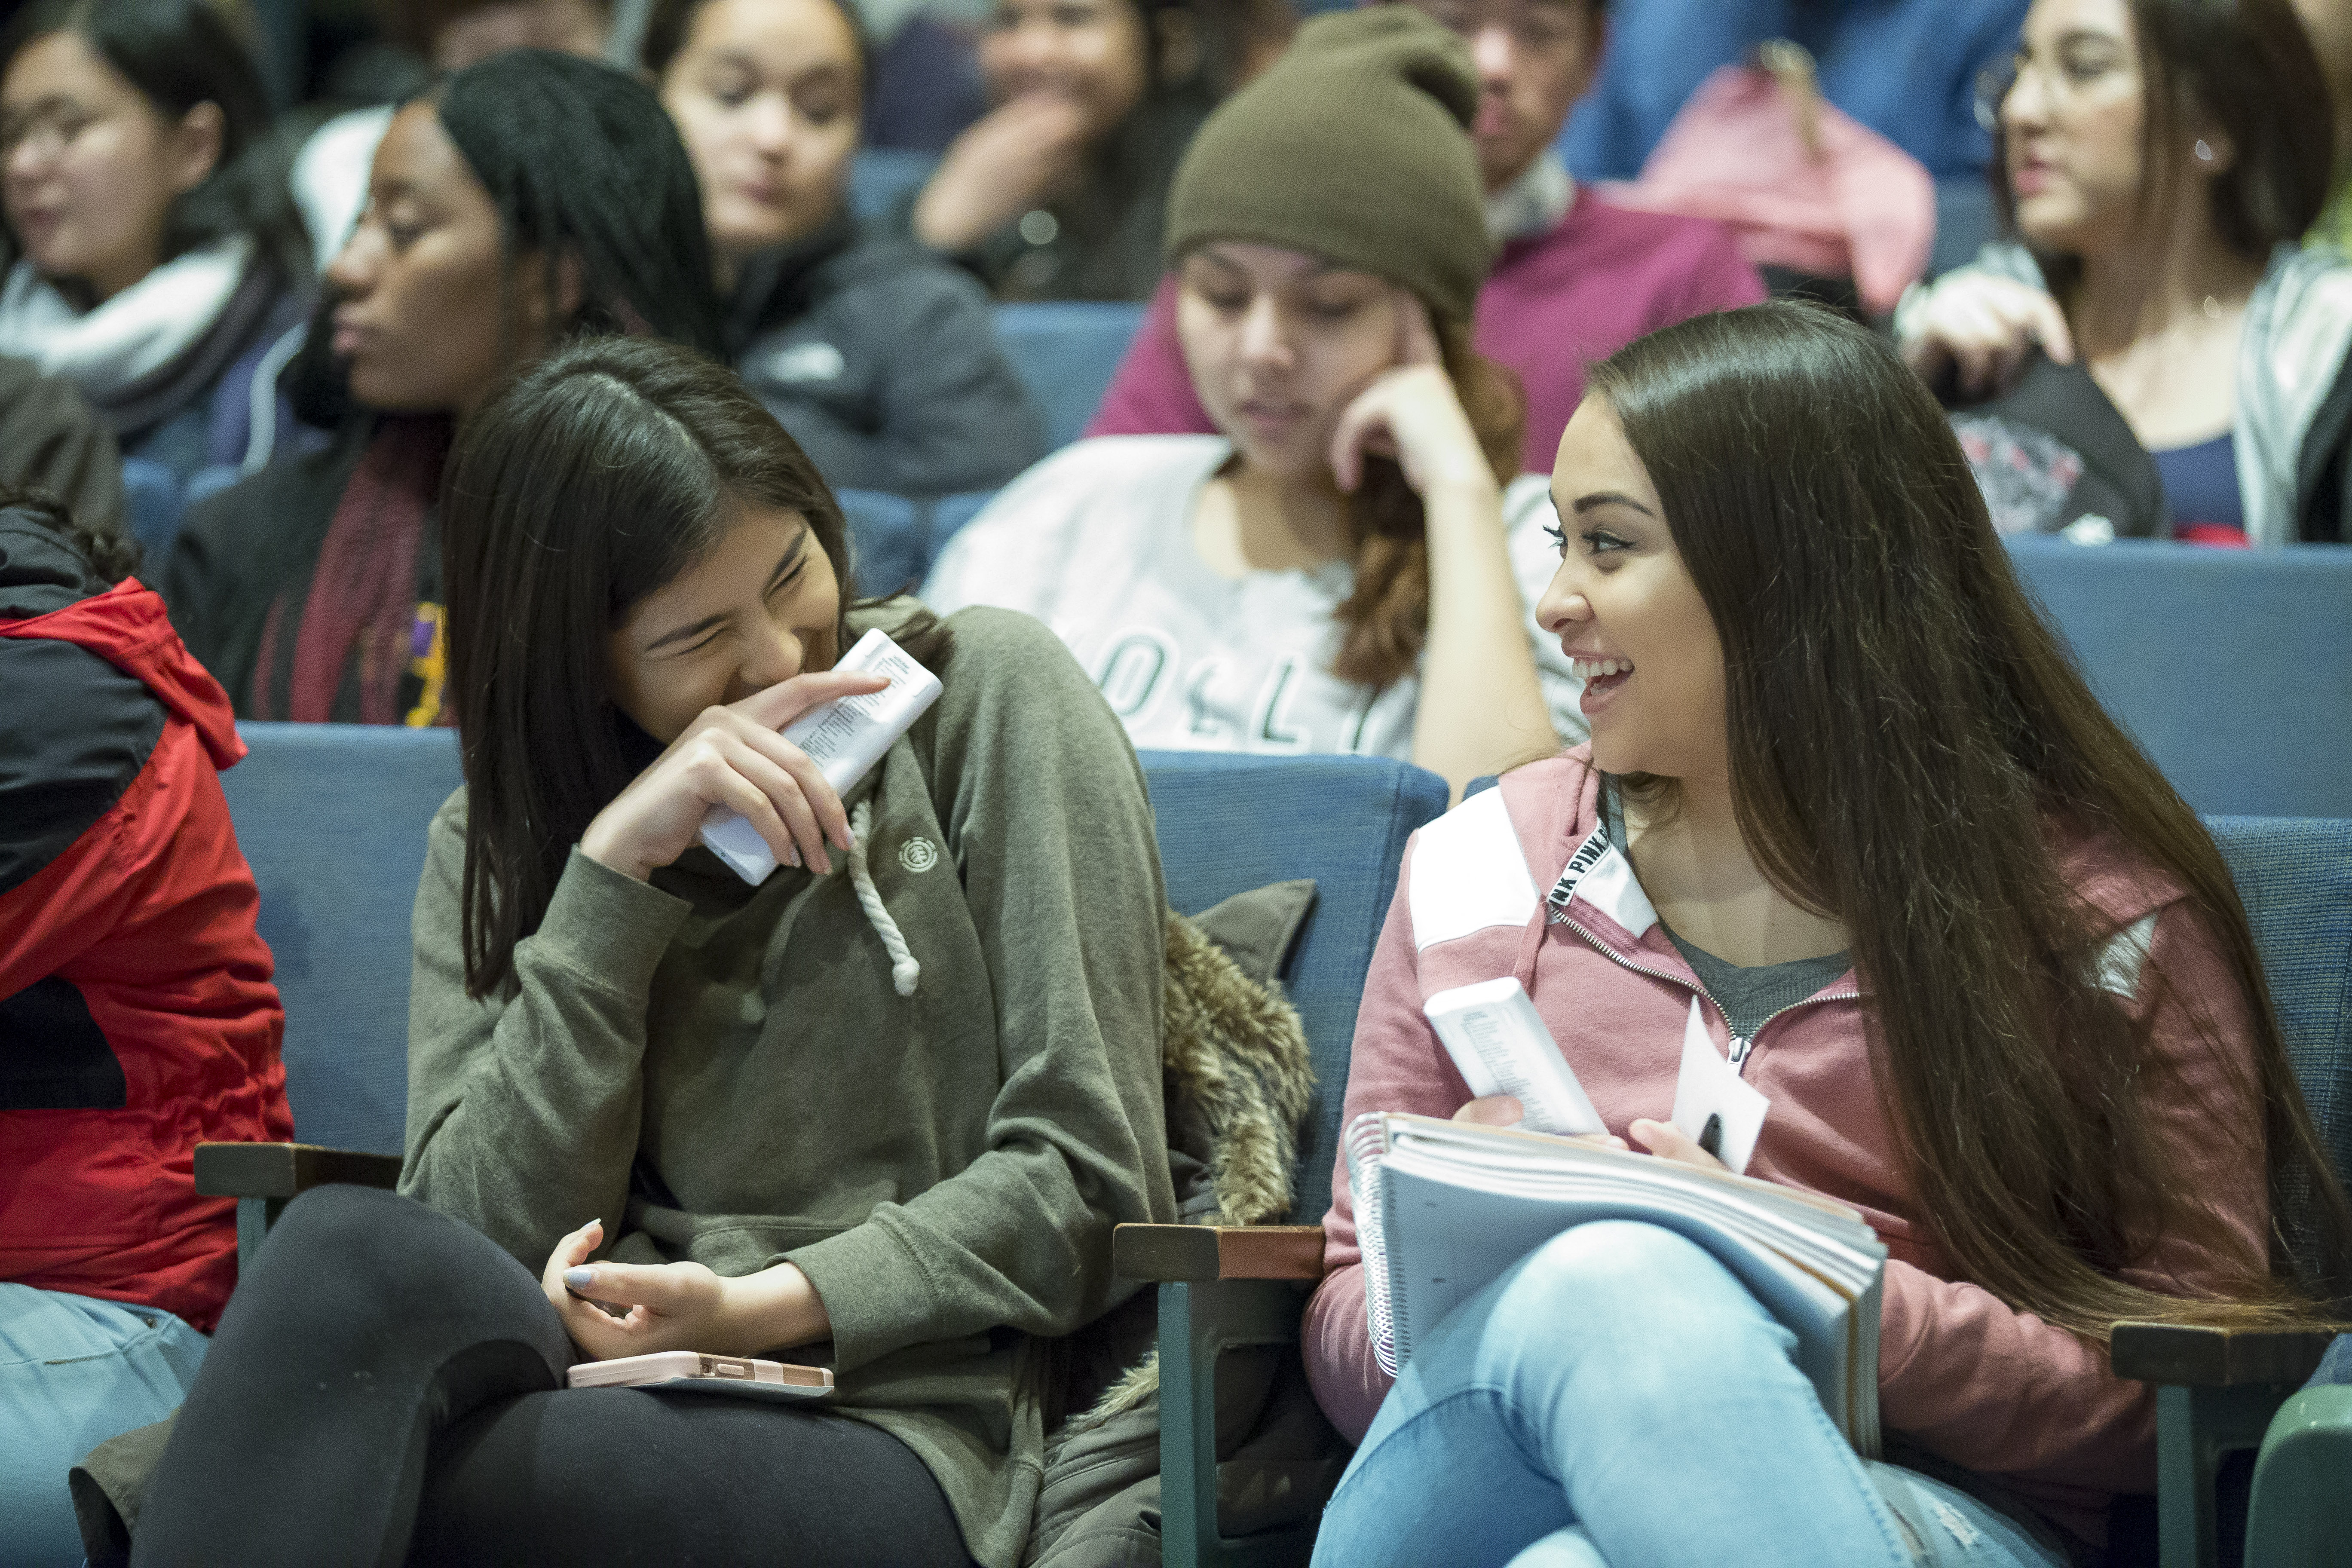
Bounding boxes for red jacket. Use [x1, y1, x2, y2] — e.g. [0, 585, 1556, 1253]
[0, 518, 289, 1334]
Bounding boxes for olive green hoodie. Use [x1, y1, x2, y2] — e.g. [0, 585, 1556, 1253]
[400, 603, 1178, 1568]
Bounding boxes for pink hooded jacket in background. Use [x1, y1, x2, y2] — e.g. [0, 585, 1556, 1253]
[1599, 64, 1936, 316]
[1307, 748, 2270, 1549]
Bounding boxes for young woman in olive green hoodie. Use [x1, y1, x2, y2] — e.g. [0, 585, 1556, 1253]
[127, 337, 1179, 1567]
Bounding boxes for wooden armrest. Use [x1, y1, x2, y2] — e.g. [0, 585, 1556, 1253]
[1114, 1223, 1324, 1283]
[193, 1142, 403, 1200]
[2111, 1321, 2342, 1388]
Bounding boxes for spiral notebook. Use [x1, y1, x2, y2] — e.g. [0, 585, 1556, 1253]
[1346, 1112, 1887, 1455]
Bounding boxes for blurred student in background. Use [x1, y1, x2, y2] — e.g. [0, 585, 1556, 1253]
[906, 0, 1289, 299]
[928, 9, 1578, 798]
[648, 0, 1044, 496]
[0, 0, 311, 481]
[1898, 0, 2350, 543]
[0, 490, 289, 1568]
[162, 48, 724, 723]
[2291, 0, 2352, 248]
[1088, 0, 1765, 474]
[289, 0, 613, 269]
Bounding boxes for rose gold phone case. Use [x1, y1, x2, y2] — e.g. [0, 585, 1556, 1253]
[566, 1351, 834, 1399]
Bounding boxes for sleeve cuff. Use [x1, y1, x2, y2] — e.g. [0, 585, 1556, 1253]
[529, 848, 693, 1000]
[784, 1210, 940, 1374]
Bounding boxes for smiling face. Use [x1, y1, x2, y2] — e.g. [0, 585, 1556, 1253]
[1, 28, 221, 300]
[1175, 242, 1404, 479]
[1413, 0, 1601, 193]
[979, 0, 1149, 139]
[660, 0, 861, 268]
[606, 501, 843, 744]
[1536, 396, 1727, 784]
[2001, 0, 2151, 258]
[325, 100, 547, 417]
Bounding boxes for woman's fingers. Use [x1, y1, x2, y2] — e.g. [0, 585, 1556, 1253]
[701, 731, 833, 874]
[732, 668, 888, 736]
[1326, 384, 1391, 493]
[1451, 1094, 1525, 1127]
[1628, 1117, 1727, 1172]
[1393, 288, 1441, 368]
[727, 720, 853, 854]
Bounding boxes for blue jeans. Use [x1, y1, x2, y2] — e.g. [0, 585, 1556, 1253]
[1312, 1221, 2070, 1568]
[0, 1285, 207, 1568]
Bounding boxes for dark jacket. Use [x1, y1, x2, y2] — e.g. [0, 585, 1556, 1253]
[731, 215, 1045, 497]
[160, 417, 449, 724]
[0, 355, 125, 535]
[0, 509, 291, 1334]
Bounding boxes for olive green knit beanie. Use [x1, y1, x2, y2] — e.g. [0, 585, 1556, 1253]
[1163, 7, 1491, 323]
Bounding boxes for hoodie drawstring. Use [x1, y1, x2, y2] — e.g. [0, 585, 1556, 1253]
[848, 799, 920, 997]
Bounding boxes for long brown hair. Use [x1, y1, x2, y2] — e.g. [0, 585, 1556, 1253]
[1330, 316, 1524, 687]
[440, 337, 940, 999]
[1589, 301, 2350, 1336]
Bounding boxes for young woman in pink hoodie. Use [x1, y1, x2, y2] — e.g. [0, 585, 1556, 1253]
[1306, 301, 2349, 1568]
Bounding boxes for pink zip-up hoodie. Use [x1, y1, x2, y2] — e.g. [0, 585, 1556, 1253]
[1305, 747, 2270, 1546]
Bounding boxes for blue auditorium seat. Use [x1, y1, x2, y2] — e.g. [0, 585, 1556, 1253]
[2009, 541, 2352, 817]
[847, 148, 939, 221]
[218, 727, 1444, 1193]
[217, 725, 463, 1154]
[992, 302, 1147, 450]
[835, 487, 926, 594]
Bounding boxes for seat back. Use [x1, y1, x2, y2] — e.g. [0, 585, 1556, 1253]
[2208, 818, 2352, 1268]
[2009, 542, 2352, 816]
[847, 148, 939, 221]
[221, 726, 1444, 1223]
[991, 302, 1147, 450]
[1139, 751, 1449, 1223]
[220, 724, 463, 1154]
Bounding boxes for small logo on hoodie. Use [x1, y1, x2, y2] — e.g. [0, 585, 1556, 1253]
[898, 837, 939, 873]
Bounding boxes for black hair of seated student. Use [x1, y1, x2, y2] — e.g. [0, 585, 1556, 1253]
[640, 0, 871, 93]
[440, 334, 947, 998]
[1989, 0, 2335, 284]
[0, 0, 311, 293]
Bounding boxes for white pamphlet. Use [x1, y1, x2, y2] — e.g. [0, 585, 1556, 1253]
[697, 628, 943, 885]
[1422, 977, 1606, 1137]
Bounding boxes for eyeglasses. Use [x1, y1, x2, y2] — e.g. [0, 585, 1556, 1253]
[0, 104, 98, 163]
[1974, 47, 2128, 131]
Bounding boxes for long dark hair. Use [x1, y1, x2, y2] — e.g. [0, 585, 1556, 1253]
[1991, 0, 2333, 283]
[441, 337, 942, 998]
[1329, 315, 1523, 688]
[0, 0, 309, 288]
[433, 49, 725, 359]
[1588, 301, 2351, 1335]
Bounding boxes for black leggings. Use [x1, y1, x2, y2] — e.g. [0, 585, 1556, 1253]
[133, 1185, 974, 1568]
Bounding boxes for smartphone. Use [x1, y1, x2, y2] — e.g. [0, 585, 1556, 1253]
[567, 1351, 834, 1401]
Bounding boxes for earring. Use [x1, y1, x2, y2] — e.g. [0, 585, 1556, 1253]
[2195, 139, 2215, 164]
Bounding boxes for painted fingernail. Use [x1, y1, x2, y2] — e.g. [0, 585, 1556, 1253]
[564, 1267, 595, 1290]
[786, 845, 802, 868]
